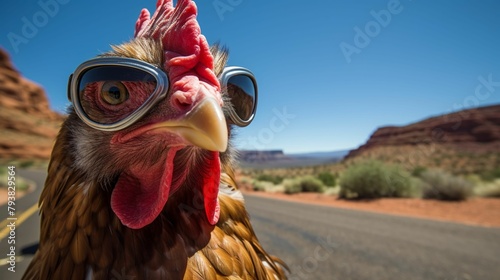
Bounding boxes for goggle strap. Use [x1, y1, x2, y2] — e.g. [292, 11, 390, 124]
[67, 74, 73, 102]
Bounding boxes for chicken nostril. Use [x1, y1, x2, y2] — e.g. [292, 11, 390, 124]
[174, 98, 191, 110]
[171, 92, 195, 111]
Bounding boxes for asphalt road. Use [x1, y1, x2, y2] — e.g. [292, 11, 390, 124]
[244, 195, 500, 280]
[1, 170, 500, 280]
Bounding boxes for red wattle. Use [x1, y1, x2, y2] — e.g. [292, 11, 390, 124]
[111, 148, 180, 229]
[203, 151, 221, 225]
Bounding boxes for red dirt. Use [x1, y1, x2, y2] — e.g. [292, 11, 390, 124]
[243, 190, 500, 228]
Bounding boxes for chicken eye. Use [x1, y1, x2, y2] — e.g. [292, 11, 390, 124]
[100, 81, 129, 105]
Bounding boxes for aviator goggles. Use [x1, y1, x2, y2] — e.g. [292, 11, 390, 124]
[68, 57, 258, 131]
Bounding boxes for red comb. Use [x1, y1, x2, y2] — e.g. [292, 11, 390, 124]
[134, 0, 219, 89]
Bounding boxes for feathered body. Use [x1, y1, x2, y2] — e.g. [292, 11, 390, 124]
[22, 1, 287, 279]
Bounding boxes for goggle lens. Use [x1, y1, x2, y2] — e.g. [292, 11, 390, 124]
[227, 74, 256, 123]
[77, 66, 157, 125]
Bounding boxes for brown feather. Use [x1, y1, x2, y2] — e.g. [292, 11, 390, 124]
[201, 246, 234, 276]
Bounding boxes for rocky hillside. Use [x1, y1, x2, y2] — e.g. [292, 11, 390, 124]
[0, 48, 65, 162]
[345, 105, 500, 174]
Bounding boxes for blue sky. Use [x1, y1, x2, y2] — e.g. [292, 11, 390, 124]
[1, 0, 499, 153]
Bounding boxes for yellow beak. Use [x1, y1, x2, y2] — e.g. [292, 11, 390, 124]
[153, 98, 228, 152]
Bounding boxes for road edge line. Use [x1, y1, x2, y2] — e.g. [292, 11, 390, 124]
[0, 203, 39, 241]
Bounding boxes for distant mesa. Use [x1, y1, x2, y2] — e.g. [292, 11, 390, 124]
[238, 149, 349, 169]
[0, 48, 65, 162]
[238, 150, 287, 162]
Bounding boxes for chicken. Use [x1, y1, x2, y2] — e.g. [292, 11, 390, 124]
[22, 0, 287, 279]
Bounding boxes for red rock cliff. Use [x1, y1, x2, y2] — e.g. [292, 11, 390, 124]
[0, 48, 65, 161]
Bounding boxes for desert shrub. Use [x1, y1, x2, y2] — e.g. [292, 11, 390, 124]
[300, 176, 325, 193]
[475, 181, 500, 198]
[420, 170, 473, 201]
[19, 160, 35, 168]
[252, 180, 274, 192]
[339, 161, 412, 199]
[480, 167, 500, 182]
[482, 186, 500, 198]
[470, 174, 500, 198]
[283, 179, 301, 194]
[252, 180, 286, 193]
[411, 166, 427, 177]
[283, 176, 325, 194]
[256, 174, 283, 185]
[324, 186, 341, 196]
[317, 172, 336, 186]
[464, 174, 482, 185]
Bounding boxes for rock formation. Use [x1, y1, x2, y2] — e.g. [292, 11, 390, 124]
[0, 48, 65, 162]
[345, 105, 500, 173]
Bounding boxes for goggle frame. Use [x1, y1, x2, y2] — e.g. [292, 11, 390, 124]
[68, 57, 258, 131]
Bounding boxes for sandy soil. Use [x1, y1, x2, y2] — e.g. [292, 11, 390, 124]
[243, 190, 500, 228]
